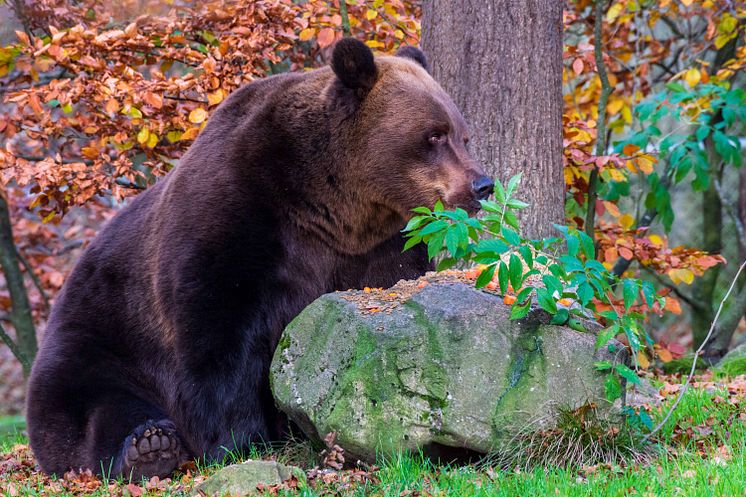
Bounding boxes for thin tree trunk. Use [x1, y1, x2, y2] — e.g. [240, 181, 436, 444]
[421, 0, 565, 239]
[0, 194, 37, 376]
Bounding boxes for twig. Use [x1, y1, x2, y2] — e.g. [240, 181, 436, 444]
[642, 266, 704, 312]
[584, 0, 613, 245]
[17, 250, 50, 311]
[643, 259, 746, 441]
[163, 95, 209, 104]
[0, 320, 30, 373]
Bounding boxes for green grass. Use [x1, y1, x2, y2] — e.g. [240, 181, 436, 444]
[1, 383, 745, 497]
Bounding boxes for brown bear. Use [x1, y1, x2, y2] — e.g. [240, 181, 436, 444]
[26, 39, 492, 480]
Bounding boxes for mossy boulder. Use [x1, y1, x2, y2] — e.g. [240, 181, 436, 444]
[716, 343, 746, 376]
[270, 281, 625, 462]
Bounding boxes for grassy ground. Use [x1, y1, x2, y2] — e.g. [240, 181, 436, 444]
[1, 374, 744, 496]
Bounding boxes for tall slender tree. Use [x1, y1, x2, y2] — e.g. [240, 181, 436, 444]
[422, 0, 565, 239]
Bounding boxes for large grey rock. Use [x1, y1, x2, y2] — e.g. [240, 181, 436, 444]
[270, 282, 625, 463]
[192, 460, 303, 496]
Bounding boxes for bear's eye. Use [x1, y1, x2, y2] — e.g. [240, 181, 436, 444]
[428, 132, 447, 146]
[463, 137, 470, 145]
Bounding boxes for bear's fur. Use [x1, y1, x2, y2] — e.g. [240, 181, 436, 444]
[26, 39, 491, 479]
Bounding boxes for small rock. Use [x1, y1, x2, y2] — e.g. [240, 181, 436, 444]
[192, 460, 303, 496]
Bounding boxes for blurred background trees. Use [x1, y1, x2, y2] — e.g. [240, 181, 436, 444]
[0, 0, 744, 414]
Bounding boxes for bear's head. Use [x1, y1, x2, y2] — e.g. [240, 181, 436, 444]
[330, 38, 493, 220]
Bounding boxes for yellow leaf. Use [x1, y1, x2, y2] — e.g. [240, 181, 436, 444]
[146, 132, 159, 148]
[621, 104, 633, 124]
[607, 98, 624, 116]
[607, 168, 626, 182]
[680, 0, 694, 5]
[189, 108, 207, 124]
[180, 127, 200, 141]
[636, 154, 656, 174]
[649, 234, 663, 245]
[299, 28, 315, 42]
[366, 9, 378, 20]
[365, 40, 384, 49]
[137, 128, 150, 145]
[684, 68, 701, 87]
[167, 130, 182, 143]
[668, 268, 695, 285]
[619, 213, 635, 230]
[606, 3, 623, 23]
[637, 351, 650, 370]
[207, 89, 224, 106]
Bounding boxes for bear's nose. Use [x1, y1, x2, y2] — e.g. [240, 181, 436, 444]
[472, 176, 494, 200]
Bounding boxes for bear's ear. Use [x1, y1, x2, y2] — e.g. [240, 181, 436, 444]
[395, 46, 429, 72]
[332, 38, 377, 92]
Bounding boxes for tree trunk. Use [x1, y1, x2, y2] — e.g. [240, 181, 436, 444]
[421, 0, 565, 239]
[0, 194, 37, 376]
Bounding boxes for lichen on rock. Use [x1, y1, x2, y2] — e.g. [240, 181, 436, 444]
[270, 278, 626, 462]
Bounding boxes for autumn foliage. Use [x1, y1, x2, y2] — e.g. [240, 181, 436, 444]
[0, 0, 744, 378]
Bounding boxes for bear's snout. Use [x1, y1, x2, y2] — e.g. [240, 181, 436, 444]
[471, 176, 494, 201]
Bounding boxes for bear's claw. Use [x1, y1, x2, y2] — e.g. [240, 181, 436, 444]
[120, 419, 182, 480]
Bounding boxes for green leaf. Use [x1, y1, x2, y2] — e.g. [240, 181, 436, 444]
[622, 279, 639, 311]
[498, 261, 509, 294]
[475, 239, 509, 254]
[566, 233, 579, 257]
[501, 227, 521, 246]
[550, 307, 569, 325]
[542, 274, 563, 297]
[641, 281, 656, 307]
[579, 231, 596, 260]
[577, 282, 594, 306]
[437, 257, 457, 271]
[427, 231, 446, 260]
[615, 364, 641, 385]
[508, 253, 523, 292]
[506, 173, 522, 197]
[536, 287, 557, 314]
[510, 300, 531, 320]
[445, 226, 459, 256]
[403, 215, 427, 232]
[476, 264, 496, 288]
[519, 245, 533, 269]
[506, 198, 529, 209]
[402, 235, 422, 252]
[493, 180, 507, 204]
[594, 360, 613, 371]
[412, 206, 432, 215]
[604, 374, 623, 401]
[596, 325, 619, 349]
[418, 220, 448, 236]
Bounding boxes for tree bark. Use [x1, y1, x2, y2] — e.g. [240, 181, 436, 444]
[0, 194, 37, 376]
[421, 0, 565, 239]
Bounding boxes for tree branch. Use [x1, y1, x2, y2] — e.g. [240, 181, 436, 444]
[339, 0, 351, 37]
[585, 0, 613, 245]
[643, 266, 705, 312]
[17, 250, 50, 311]
[0, 321, 29, 373]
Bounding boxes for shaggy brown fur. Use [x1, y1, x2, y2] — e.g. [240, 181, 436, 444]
[26, 39, 492, 480]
